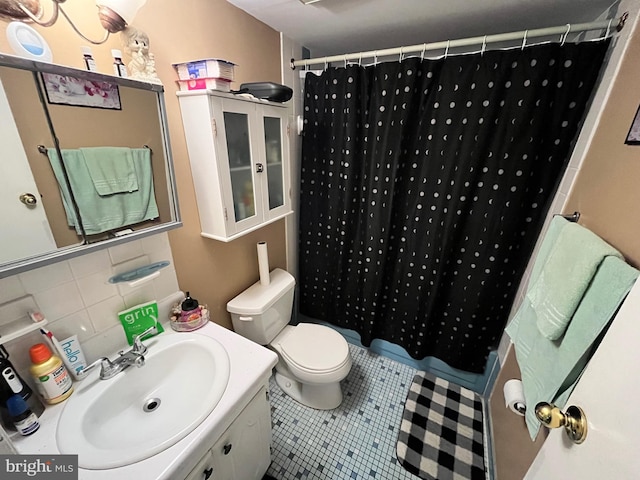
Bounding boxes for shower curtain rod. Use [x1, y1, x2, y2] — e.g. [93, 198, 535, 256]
[290, 12, 628, 69]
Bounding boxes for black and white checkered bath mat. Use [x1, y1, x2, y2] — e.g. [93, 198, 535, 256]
[396, 372, 485, 480]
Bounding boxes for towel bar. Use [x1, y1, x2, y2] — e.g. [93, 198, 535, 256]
[556, 211, 580, 223]
[38, 145, 152, 154]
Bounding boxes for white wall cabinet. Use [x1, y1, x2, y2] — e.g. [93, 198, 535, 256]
[177, 90, 292, 241]
[184, 386, 272, 480]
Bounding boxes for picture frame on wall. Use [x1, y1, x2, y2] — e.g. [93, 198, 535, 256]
[41, 72, 122, 110]
[625, 104, 640, 144]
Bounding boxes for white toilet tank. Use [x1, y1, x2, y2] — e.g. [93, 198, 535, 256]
[227, 268, 296, 345]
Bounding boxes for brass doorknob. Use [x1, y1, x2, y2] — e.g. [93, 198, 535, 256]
[535, 402, 587, 444]
[19, 193, 38, 206]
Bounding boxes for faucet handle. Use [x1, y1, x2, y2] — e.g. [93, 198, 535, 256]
[78, 357, 118, 380]
[132, 325, 158, 354]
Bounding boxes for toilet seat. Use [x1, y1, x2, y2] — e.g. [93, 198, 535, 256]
[275, 323, 350, 374]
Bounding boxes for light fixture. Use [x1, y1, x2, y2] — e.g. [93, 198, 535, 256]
[299, 0, 322, 4]
[0, 0, 146, 44]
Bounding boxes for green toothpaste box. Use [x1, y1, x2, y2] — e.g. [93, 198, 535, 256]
[118, 301, 164, 345]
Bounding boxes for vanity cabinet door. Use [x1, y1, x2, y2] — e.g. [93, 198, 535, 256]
[184, 450, 215, 480]
[210, 387, 272, 480]
[177, 91, 291, 242]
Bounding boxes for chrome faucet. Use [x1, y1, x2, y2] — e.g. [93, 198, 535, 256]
[78, 326, 158, 380]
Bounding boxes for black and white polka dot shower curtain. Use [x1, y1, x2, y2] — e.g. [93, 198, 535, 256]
[298, 40, 610, 373]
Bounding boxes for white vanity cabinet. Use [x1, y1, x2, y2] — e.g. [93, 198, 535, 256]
[177, 90, 292, 241]
[184, 386, 272, 480]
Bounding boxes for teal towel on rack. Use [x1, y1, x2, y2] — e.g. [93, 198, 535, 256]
[47, 148, 158, 235]
[80, 147, 139, 195]
[527, 220, 623, 340]
[506, 245, 638, 439]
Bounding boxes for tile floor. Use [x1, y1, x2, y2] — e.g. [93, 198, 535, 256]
[265, 344, 424, 480]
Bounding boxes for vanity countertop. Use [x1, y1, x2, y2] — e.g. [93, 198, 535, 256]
[11, 321, 278, 480]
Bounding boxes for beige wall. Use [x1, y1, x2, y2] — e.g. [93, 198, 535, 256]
[0, 0, 286, 329]
[564, 24, 640, 267]
[490, 348, 547, 479]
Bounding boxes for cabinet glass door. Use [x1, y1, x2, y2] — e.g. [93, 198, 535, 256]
[224, 111, 256, 221]
[263, 116, 284, 210]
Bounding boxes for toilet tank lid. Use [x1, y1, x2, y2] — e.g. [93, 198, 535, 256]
[227, 268, 295, 315]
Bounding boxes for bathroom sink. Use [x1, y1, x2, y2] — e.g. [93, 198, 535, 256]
[56, 332, 230, 470]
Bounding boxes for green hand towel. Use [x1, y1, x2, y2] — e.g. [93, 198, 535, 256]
[80, 147, 139, 195]
[506, 256, 638, 440]
[527, 221, 623, 340]
[47, 148, 158, 235]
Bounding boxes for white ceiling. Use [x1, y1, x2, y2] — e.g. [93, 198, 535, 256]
[227, 0, 615, 58]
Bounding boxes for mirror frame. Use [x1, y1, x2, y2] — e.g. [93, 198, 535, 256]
[0, 53, 182, 279]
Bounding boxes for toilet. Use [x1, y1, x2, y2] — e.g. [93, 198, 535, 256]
[227, 268, 352, 410]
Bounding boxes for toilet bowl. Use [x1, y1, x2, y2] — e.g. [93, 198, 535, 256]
[227, 269, 352, 410]
[270, 324, 352, 409]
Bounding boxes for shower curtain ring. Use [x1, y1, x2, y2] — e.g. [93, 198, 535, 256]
[444, 40, 450, 59]
[605, 18, 613, 39]
[521, 30, 528, 50]
[399, 46, 404, 63]
[421, 43, 427, 61]
[374, 51, 378, 65]
[324, 57, 328, 70]
[481, 36, 487, 56]
[561, 24, 571, 45]
[358, 52, 363, 67]
[344, 55, 348, 68]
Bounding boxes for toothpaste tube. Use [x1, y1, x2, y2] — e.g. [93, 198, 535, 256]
[57, 335, 87, 380]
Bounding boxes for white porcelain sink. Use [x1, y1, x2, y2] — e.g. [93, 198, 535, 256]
[56, 332, 230, 470]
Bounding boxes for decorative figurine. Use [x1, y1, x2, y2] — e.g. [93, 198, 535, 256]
[122, 26, 161, 83]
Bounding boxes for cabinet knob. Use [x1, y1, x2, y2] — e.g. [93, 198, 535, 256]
[223, 443, 232, 455]
[203, 467, 213, 479]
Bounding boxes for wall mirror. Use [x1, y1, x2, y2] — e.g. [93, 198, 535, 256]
[0, 54, 181, 278]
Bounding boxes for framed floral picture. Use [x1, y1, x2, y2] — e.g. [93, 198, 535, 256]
[625, 104, 640, 144]
[41, 72, 121, 110]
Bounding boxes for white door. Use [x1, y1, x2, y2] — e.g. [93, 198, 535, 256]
[0, 77, 56, 263]
[525, 277, 640, 479]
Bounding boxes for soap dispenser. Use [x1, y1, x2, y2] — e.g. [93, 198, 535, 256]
[181, 292, 201, 322]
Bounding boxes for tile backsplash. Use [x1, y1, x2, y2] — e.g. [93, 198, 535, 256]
[0, 233, 180, 376]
